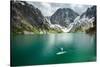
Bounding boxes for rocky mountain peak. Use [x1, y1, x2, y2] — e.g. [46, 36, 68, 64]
[50, 8, 79, 27]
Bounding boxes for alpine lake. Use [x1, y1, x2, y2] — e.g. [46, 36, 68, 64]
[11, 33, 96, 66]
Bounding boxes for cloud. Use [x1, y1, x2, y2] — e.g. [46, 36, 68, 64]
[27, 2, 92, 16]
[69, 4, 92, 14]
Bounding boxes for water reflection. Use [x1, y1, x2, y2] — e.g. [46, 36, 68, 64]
[43, 33, 73, 55]
[11, 33, 96, 66]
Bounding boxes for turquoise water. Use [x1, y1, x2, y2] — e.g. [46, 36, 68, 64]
[11, 33, 96, 66]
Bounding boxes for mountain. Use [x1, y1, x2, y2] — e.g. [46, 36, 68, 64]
[11, 1, 96, 34]
[83, 6, 96, 33]
[68, 6, 96, 33]
[50, 8, 79, 27]
[45, 16, 51, 24]
[80, 6, 96, 19]
[11, 1, 51, 34]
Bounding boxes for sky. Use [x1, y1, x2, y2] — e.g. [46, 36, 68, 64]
[27, 1, 92, 16]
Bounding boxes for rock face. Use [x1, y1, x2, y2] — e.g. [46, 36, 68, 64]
[11, 1, 96, 34]
[68, 6, 96, 33]
[80, 6, 96, 19]
[11, 1, 49, 34]
[50, 8, 79, 27]
[84, 6, 96, 33]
